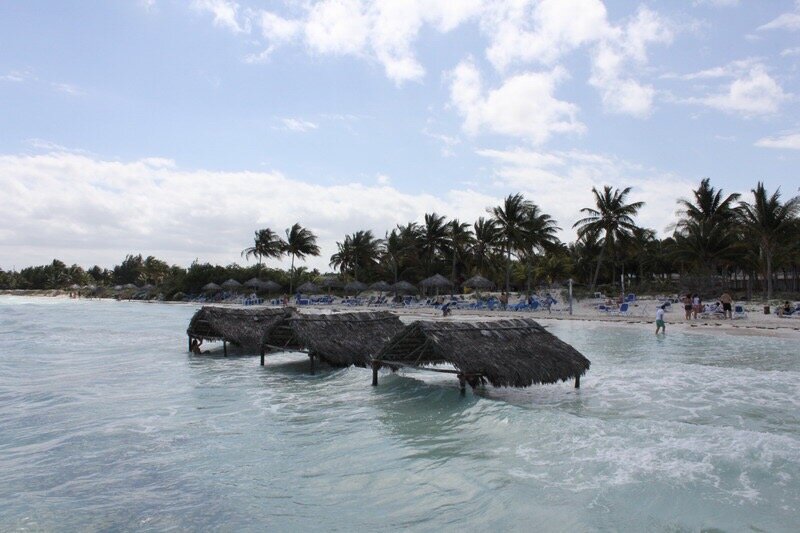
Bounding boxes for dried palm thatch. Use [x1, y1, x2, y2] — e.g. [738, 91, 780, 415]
[296, 281, 319, 294]
[221, 278, 242, 290]
[369, 281, 392, 292]
[319, 276, 343, 289]
[462, 275, 495, 290]
[261, 310, 405, 367]
[375, 318, 590, 388]
[419, 273, 452, 289]
[202, 282, 222, 292]
[187, 306, 286, 352]
[345, 280, 367, 293]
[392, 281, 417, 294]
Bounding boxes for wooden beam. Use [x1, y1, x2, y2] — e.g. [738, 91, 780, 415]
[223, 340, 227, 357]
[574, 375, 580, 389]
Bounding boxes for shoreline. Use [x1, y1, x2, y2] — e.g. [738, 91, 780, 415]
[4, 291, 799, 339]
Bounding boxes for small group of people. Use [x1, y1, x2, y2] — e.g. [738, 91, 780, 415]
[681, 292, 734, 320]
[777, 301, 797, 317]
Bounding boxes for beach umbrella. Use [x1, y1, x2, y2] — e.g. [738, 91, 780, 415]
[113, 285, 123, 291]
[202, 282, 222, 292]
[296, 281, 319, 294]
[69, 283, 81, 290]
[391, 281, 417, 294]
[319, 276, 343, 289]
[221, 279, 242, 290]
[419, 273, 453, 296]
[261, 280, 282, 293]
[123, 283, 138, 290]
[142, 283, 155, 290]
[244, 278, 263, 289]
[345, 280, 367, 293]
[462, 275, 495, 290]
[369, 281, 393, 292]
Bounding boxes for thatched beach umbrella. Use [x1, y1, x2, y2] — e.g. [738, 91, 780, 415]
[261, 280, 282, 293]
[221, 279, 242, 291]
[244, 278, 263, 289]
[296, 281, 319, 294]
[391, 281, 416, 294]
[123, 283, 138, 290]
[69, 283, 81, 290]
[345, 280, 368, 293]
[369, 281, 392, 292]
[202, 282, 222, 292]
[462, 275, 495, 290]
[419, 273, 452, 295]
[319, 276, 343, 295]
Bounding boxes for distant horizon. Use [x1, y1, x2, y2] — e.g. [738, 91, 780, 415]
[2, 1, 799, 271]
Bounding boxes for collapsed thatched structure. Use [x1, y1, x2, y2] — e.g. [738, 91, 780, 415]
[374, 318, 590, 391]
[186, 306, 286, 354]
[261, 310, 405, 368]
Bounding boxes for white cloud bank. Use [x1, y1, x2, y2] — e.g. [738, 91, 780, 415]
[755, 132, 800, 150]
[758, 1, 800, 31]
[1, 150, 690, 269]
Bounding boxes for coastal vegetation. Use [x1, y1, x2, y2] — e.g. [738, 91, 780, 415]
[2, 179, 799, 299]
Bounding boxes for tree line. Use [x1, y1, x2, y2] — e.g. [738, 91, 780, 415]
[2, 179, 798, 300]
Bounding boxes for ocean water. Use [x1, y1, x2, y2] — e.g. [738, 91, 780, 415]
[1, 296, 798, 532]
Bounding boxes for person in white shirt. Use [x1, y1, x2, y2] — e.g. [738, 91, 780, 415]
[655, 304, 666, 335]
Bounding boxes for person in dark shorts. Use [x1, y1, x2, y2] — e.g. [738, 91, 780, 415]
[720, 292, 733, 319]
[683, 293, 692, 320]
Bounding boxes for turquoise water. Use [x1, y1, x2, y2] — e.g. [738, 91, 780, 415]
[1, 296, 799, 532]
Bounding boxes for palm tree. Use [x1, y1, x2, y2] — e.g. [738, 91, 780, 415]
[471, 217, 500, 278]
[447, 219, 474, 286]
[675, 178, 740, 230]
[330, 230, 381, 281]
[420, 213, 449, 276]
[284, 223, 320, 294]
[738, 182, 800, 299]
[573, 186, 645, 292]
[241, 228, 285, 276]
[520, 204, 561, 294]
[491, 193, 533, 292]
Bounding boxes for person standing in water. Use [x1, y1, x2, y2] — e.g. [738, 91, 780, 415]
[720, 291, 733, 319]
[655, 304, 666, 335]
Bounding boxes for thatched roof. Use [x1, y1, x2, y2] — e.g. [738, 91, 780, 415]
[345, 280, 367, 292]
[319, 276, 343, 288]
[392, 281, 417, 293]
[262, 311, 405, 367]
[221, 278, 242, 289]
[420, 274, 452, 288]
[462, 275, 495, 289]
[187, 306, 286, 351]
[296, 281, 319, 293]
[376, 318, 590, 388]
[244, 278, 263, 288]
[261, 280, 282, 292]
[202, 282, 222, 291]
[370, 281, 393, 291]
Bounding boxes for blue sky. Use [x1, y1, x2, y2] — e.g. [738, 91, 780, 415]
[1, 0, 798, 270]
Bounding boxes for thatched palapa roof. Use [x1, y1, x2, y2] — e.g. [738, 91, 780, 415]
[262, 311, 405, 367]
[187, 306, 286, 351]
[370, 281, 392, 292]
[202, 282, 222, 292]
[221, 278, 242, 290]
[392, 281, 417, 293]
[345, 280, 367, 293]
[419, 273, 452, 288]
[296, 281, 319, 294]
[376, 318, 590, 388]
[462, 275, 495, 290]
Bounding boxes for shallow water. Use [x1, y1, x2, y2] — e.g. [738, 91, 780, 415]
[1, 296, 798, 532]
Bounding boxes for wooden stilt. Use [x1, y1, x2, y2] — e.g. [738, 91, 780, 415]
[309, 353, 315, 374]
[574, 375, 580, 389]
[188, 336, 192, 353]
[223, 340, 228, 357]
[458, 374, 466, 396]
[371, 361, 380, 386]
[260, 350, 265, 366]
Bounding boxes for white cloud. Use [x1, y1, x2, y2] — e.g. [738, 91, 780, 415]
[663, 58, 760, 80]
[781, 47, 800, 56]
[191, 0, 248, 33]
[449, 60, 584, 145]
[758, 1, 800, 31]
[51, 82, 84, 96]
[280, 118, 319, 132]
[693, 0, 739, 7]
[690, 64, 788, 116]
[0, 151, 501, 270]
[477, 147, 693, 237]
[422, 129, 460, 157]
[755, 132, 800, 150]
[0, 69, 32, 83]
[376, 173, 391, 185]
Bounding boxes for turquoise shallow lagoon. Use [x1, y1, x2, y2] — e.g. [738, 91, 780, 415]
[1, 296, 798, 531]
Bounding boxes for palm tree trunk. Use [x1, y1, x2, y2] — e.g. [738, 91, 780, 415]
[505, 243, 511, 293]
[590, 245, 606, 293]
[290, 254, 295, 294]
[766, 252, 773, 299]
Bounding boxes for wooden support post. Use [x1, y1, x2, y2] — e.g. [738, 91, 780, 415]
[574, 375, 580, 389]
[188, 336, 192, 353]
[458, 374, 466, 396]
[260, 350, 265, 366]
[371, 361, 380, 386]
[223, 340, 227, 357]
[309, 353, 315, 374]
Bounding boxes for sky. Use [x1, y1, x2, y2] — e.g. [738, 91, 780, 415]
[1, 0, 798, 272]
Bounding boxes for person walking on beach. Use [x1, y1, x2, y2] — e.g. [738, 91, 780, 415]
[499, 291, 509, 310]
[720, 291, 733, 319]
[683, 293, 692, 320]
[692, 293, 702, 319]
[655, 304, 666, 335]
